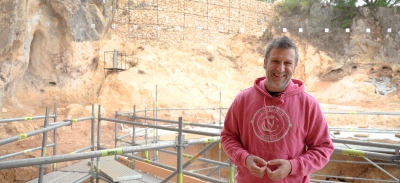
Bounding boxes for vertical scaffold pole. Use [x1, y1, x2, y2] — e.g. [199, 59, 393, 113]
[0, 85, 3, 119]
[229, 161, 234, 183]
[38, 107, 50, 183]
[52, 103, 58, 171]
[177, 117, 183, 183]
[114, 111, 118, 161]
[144, 107, 148, 159]
[219, 87, 222, 126]
[96, 105, 102, 183]
[90, 104, 95, 183]
[161, 142, 219, 183]
[113, 49, 118, 72]
[131, 105, 136, 169]
[155, 85, 159, 162]
[153, 102, 156, 161]
[219, 87, 222, 179]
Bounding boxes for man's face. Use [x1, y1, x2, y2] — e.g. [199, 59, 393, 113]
[264, 48, 297, 92]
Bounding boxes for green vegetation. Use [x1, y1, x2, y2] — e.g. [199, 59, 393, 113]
[277, 0, 320, 14]
[268, 0, 398, 32]
[331, 0, 358, 28]
[362, 0, 400, 7]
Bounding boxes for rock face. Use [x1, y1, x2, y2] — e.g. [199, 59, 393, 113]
[0, 0, 400, 110]
[1, 1, 400, 182]
[0, 0, 399, 113]
[0, 0, 113, 107]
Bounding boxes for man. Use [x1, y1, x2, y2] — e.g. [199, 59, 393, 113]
[220, 36, 334, 183]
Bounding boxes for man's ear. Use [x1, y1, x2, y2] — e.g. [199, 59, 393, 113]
[263, 58, 267, 69]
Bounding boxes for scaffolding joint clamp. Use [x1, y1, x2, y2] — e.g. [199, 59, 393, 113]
[174, 141, 188, 149]
[131, 113, 137, 119]
[63, 119, 73, 129]
[174, 136, 188, 149]
[392, 155, 400, 164]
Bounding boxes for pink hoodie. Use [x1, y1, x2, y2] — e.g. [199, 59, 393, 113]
[221, 77, 334, 183]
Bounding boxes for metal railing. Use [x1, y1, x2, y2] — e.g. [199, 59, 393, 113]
[0, 104, 96, 183]
[99, 104, 232, 183]
[1, 103, 400, 183]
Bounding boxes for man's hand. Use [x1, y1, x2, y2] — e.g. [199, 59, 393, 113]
[266, 159, 292, 181]
[245, 155, 267, 178]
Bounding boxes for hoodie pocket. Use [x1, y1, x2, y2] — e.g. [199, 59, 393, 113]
[248, 150, 303, 182]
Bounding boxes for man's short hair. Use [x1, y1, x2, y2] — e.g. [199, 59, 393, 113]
[264, 36, 299, 64]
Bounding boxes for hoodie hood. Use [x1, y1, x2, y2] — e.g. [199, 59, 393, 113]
[254, 76, 305, 104]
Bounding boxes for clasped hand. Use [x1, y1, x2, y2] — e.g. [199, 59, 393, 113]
[245, 155, 292, 181]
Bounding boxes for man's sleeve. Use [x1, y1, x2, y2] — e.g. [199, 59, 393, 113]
[220, 99, 250, 168]
[289, 102, 334, 176]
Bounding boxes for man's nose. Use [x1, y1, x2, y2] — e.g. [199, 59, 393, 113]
[277, 63, 285, 72]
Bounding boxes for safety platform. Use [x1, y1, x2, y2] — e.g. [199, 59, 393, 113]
[26, 156, 153, 183]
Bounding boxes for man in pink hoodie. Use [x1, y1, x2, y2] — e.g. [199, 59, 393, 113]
[220, 36, 334, 183]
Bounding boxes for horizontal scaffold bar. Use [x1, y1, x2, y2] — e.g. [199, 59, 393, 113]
[0, 143, 55, 161]
[0, 115, 56, 124]
[100, 117, 220, 136]
[0, 142, 176, 169]
[0, 136, 220, 169]
[329, 127, 400, 134]
[324, 111, 400, 115]
[117, 107, 229, 115]
[0, 121, 72, 146]
[332, 138, 400, 150]
[333, 148, 400, 163]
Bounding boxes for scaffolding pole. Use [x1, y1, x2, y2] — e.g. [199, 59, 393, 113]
[312, 174, 398, 183]
[89, 104, 95, 183]
[0, 144, 55, 161]
[0, 140, 177, 170]
[332, 138, 400, 150]
[131, 105, 136, 158]
[218, 87, 222, 179]
[96, 106, 101, 183]
[117, 107, 227, 116]
[114, 111, 119, 161]
[124, 115, 222, 129]
[324, 111, 400, 115]
[0, 115, 56, 124]
[155, 85, 159, 162]
[38, 108, 50, 183]
[161, 141, 219, 183]
[329, 127, 400, 134]
[0, 85, 3, 119]
[328, 159, 397, 166]
[158, 149, 229, 168]
[144, 107, 149, 159]
[0, 120, 75, 146]
[333, 148, 400, 163]
[123, 154, 226, 183]
[206, 159, 231, 177]
[69, 146, 94, 154]
[100, 117, 220, 137]
[331, 134, 400, 182]
[177, 117, 183, 183]
[52, 103, 58, 171]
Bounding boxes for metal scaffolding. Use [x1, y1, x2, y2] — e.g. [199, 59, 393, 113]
[0, 101, 400, 182]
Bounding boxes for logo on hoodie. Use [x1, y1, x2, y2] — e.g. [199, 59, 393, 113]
[251, 106, 291, 142]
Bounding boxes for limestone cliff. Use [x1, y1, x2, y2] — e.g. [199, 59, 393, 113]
[1, 1, 400, 182]
[0, 0, 113, 107]
[0, 0, 399, 113]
